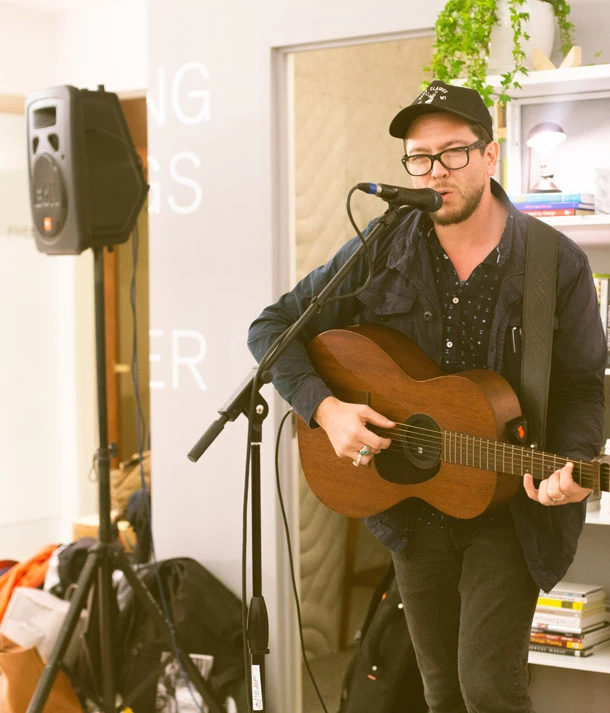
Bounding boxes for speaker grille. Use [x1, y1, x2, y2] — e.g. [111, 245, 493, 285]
[31, 152, 68, 240]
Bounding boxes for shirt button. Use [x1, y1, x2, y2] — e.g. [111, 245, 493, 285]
[452, 297, 459, 304]
[446, 340, 453, 348]
[423, 311, 433, 322]
[443, 253, 449, 260]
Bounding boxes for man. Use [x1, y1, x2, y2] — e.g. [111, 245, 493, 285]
[248, 81, 606, 712]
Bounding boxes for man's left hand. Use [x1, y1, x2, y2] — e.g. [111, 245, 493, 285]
[523, 461, 591, 506]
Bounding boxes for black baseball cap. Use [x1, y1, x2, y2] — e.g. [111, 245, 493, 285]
[389, 81, 493, 141]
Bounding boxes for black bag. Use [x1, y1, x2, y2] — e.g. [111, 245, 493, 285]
[116, 557, 246, 712]
[338, 564, 427, 713]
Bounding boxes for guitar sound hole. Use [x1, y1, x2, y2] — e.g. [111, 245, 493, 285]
[375, 412, 441, 486]
[403, 413, 442, 468]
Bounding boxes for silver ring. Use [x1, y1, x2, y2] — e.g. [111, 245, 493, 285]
[360, 445, 371, 456]
[551, 493, 566, 503]
[353, 452, 363, 467]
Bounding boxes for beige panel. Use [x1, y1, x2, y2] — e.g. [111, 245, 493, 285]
[294, 35, 434, 658]
[0, 95, 25, 115]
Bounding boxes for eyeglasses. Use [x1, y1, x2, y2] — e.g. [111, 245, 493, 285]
[401, 139, 488, 177]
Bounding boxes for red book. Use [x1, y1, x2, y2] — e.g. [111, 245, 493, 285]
[523, 208, 594, 217]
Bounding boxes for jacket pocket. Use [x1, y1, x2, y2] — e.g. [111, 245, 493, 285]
[357, 287, 418, 331]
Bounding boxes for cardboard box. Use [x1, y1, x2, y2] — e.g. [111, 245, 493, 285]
[72, 513, 137, 553]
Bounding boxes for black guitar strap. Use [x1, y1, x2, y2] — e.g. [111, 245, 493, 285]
[520, 216, 559, 449]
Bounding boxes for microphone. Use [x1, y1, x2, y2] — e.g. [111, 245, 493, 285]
[357, 183, 443, 212]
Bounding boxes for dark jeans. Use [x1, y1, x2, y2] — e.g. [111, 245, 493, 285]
[392, 516, 539, 713]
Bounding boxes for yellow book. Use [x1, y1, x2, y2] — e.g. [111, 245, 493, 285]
[537, 597, 603, 611]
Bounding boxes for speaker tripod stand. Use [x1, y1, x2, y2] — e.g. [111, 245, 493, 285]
[27, 247, 226, 713]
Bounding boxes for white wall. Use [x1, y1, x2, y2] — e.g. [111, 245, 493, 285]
[0, 0, 146, 557]
[0, 3, 56, 94]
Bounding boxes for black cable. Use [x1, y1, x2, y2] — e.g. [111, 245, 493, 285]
[258, 186, 377, 374]
[274, 408, 330, 713]
[324, 185, 376, 304]
[241, 184, 381, 710]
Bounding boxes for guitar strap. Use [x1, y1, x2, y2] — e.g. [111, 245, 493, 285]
[520, 216, 559, 449]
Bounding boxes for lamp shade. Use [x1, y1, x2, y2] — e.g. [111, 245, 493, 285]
[526, 121, 567, 152]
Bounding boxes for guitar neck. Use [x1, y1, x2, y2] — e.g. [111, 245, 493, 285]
[441, 430, 610, 494]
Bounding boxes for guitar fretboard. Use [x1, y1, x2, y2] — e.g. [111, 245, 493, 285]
[441, 429, 610, 493]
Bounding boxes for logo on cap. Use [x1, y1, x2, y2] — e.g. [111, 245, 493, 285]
[416, 84, 448, 105]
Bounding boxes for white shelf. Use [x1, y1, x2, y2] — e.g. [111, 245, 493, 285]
[585, 508, 610, 526]
[538, 214, 610, 247]
[529, 641, 610, 673]
[487, 63, 610, 99]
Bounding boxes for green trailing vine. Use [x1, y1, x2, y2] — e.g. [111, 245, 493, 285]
[423, 0, 576, 107]
[547, 0, 575, 56]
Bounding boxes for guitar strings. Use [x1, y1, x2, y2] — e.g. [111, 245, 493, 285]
[376, 423, 600, 473]
[375, 441, 604, 488]
[366, 424, 607, 488]
[380, 428, 600, 474]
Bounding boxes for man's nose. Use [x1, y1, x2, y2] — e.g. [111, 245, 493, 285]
[430, 157, 449, 179]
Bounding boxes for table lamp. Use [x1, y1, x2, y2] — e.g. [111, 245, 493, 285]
[526, 121, 567, 193]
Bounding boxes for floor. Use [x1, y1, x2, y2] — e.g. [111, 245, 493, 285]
[302, 646, 357, 713]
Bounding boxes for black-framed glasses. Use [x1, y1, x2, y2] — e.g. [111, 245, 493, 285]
[401, 139, 488, 176]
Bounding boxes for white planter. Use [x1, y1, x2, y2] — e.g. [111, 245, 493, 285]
[488, 0, 556, 73]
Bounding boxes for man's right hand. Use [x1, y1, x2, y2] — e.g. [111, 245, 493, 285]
[313, 396, 396, 467]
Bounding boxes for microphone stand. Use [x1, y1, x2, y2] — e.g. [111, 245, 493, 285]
[187, 197, 410, 712]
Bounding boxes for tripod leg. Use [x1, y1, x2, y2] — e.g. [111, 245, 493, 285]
[99, 552, 117, 710]
[114, 550, 227, 713]
[27, 549, 102, 713]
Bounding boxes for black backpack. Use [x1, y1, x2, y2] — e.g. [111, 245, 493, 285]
[116, 557, 246, 712]
[338, 564, 427, 713]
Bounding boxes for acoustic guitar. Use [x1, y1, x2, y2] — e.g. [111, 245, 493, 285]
[296, 324, 609, 519]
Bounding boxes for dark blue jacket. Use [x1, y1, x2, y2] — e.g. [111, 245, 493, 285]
[247, 180, 606, 591]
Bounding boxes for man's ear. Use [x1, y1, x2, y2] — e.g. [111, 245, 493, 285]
[486, 141, 500, 177]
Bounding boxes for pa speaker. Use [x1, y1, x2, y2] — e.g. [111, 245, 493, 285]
[26, 85, 148, 255]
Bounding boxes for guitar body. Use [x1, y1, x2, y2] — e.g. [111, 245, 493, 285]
[297, 324, 524, 519]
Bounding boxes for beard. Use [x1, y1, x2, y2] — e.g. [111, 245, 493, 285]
[430, 178, 486, 227]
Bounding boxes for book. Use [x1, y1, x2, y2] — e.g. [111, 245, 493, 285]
[529, 640, 610, 657]
[534, 602, 606, 618]
[510, 191, 595, 204]
[531, 609, 608, 633]
[514, 202, 594, 211]
[545, 582, 606, 601]
[530, 622, 610, 650]
[521, 208, 594, 217]
[536, 595, 606, 611]
[532, 619, 609, 637]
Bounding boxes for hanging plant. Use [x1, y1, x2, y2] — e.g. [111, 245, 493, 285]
[424, 0, 576, 106]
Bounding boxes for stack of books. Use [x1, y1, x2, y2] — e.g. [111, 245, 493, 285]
[530, 582, 610, 657]
[509, 192, 595, 217]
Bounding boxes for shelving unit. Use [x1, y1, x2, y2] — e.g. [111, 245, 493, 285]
[493, 64, 610, 253]
[540, 214, 610, 247]
[529, 642, 610, 674]
[494, 67, 610, 694]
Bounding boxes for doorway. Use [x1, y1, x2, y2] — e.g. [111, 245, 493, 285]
[289, 35, 434, 712]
